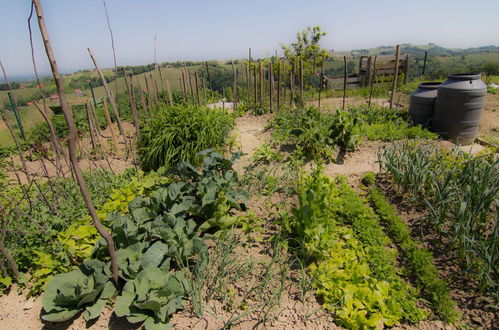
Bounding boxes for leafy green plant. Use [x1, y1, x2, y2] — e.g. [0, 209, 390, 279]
[138, 104, 234, 171]
[379, 141, 499, 293]
[41, 151, 247, 329]
[283, 168, 427, 328]
[368, 188, 460, 322]
[252, 143, 283, 164]
[115, 267, 190, 329]
[41, 259, 116, 322]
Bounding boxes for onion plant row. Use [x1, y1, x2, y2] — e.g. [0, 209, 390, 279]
[378, 142, 498, 294]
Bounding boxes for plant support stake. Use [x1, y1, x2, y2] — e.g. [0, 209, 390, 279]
[33, 0, 119, 285]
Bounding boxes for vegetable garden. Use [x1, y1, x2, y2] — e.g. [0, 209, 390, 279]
[0, 2, 498, 329]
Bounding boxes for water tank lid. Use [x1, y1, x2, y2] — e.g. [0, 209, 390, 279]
[447, 73, 481, 80]
[417, 82, 441, 90]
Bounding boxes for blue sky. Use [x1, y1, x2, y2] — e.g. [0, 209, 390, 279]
[1, 0, 498, 78]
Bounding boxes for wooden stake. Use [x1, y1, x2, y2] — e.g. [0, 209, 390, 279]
[253, 64, 257, 106]
[102, 97, 118, 147]
[187, 69, 195, 104]
[205, 61, 212, 97]
[290, 62, 295, 107]
[144, 75, 153, 111]
[299, 59, 304, 104]
[194, 70, 201, 106]
[231, 60, 237, 111]
[85, 102, 97, 149]
[157, 65, 165, 92]
[277, 59, 281, 109]
[247, 48, 252, 108]
[33, 0, 119, 285]
[165, 80, 173, 105]
[123, 71, 140, 137]
[318, 58, 324, 108]
[422, 50, 428, 76]
[180, 70, 187, 102]
[89, 101, 102, 137]
[343, 56, 347, 110]
[368, 56, 378, 108]
[404, 54, 410, 84]
[282, 58, 288, 104]
[87, 47, 127, 141]
[150, 73, 159, 104]
[268, 60, 273, 112]
[259, 61, 263, 109]
[245, 62, 251, 108]
[390, 45, 401, 109]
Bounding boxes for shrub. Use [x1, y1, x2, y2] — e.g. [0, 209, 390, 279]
[138, 104, 234, 171]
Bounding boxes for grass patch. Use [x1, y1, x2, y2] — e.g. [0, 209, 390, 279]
[138, 104, 234, 171]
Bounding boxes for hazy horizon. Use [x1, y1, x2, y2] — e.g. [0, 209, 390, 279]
[1, 0, 498, 80]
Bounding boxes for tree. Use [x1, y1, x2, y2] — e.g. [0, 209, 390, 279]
[281, 26, 330, 62]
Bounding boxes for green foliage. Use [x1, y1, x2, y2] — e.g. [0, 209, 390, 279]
[349, 106, 437, 141]
[270, 107, 359, 161]
[115, 267, 190, 329]
[281, 26, 330, 62]
[138, 104, 234, 171]
[251, 143, 283, 165]
[379, 142, 499, 294]
[361, 172, 376, 187]
[368, 188, 460, 322]
[283, 168, 427, 328]
[42, 151, 247, 328]
[42, 259, 116, 322]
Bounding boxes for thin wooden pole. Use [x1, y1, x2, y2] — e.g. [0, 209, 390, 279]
[245, 62, 251, 108]
[422, 50, 428, 76]
[89, 101, 102, 137]
[290, 62, 295, 107]
[368, 56, 378, 108]
[318, 58, 324, 109]
[282, 59, 286, 106]
[343, 56, 347, 110]
[231, 60, 237, 111]
[205, 61, 212, 97]
[165, 80, 173, 105]
[299, 59, 304, 104]
[253, 64, 257, 106]
[277, 59, 281, 109]
[269, 60, 273, 112]
[33, 0, 119, 285]
[180, 70, 187, 102]
[123, 71, 139, 137]
[85, 102, 97, 150]
[247, 48, 252, 108]
[259, 61, 263, 109]
[157, 65, 165, 92]
[404, 54, 410, 84]
[194, 70, 201, 106]
[187, 69, 195, 104]
[87, 47, 127, 140]
[102, 97, 118, 147]
[144, 76, 152, 111]
[150, 73, 159, 104]
[390, 45, 401, 108]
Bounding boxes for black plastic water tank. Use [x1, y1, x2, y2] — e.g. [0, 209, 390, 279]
[432, 73, 487, 145]
[409, 82, 440, 126]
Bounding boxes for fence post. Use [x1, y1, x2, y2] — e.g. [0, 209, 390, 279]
[389, 45, 401, 108]
[368, 56, 377, 108]
[343, 56, 347, 110]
